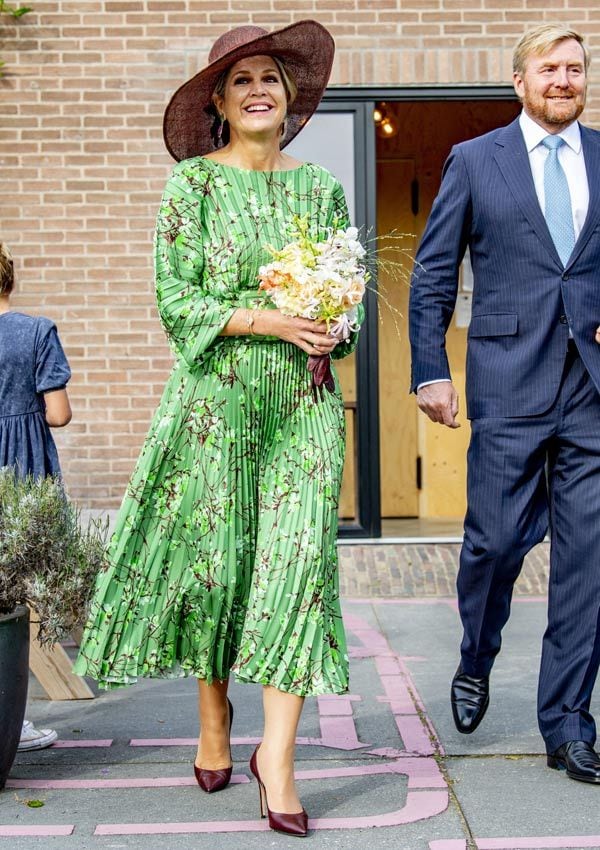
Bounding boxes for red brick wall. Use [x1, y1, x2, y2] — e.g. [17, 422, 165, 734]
[1, 2, 598, 507]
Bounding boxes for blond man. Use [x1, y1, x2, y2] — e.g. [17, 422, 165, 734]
[410, 25, 600, 783]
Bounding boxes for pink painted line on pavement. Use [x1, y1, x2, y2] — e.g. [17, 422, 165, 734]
[344, 597, 547, 607]
[317, 694, 360, 715]
[129, 735, 354, 748]
[377, 656, 406, 675]
[348, 646, 396, 658]
[8, 757, 444, 794]
[317, 717, 365, 750]
[295, 756, 445, 789]
[477, 840, 600, 850]
[130, 731, 367, 751]
[377, 677, 418, 714]
[393, 653, 445, 757]
[366, 747, 447, 772]
[0, 825, 74, 837]
[344, 597, 460, 607]
[316, 694, 366, 750]
[7, 774, 249, 790]
[95, 820, 269, 835]
[430, 840, 600, 850]
[95, 790, 449, 835]
[310, 790, 448, 830]
[367, 746, 413, 758]
[394, 715, 436, 756]
[51, 739, 113, 748]
[345, 612, 444, 757]
[345, 613, 390, 652]
[132, 736, 261, 747]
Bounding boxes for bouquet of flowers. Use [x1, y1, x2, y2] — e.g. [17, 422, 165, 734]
[258, 215, 368, 395]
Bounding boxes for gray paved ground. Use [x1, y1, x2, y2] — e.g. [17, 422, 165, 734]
[3, 542, 600, 849]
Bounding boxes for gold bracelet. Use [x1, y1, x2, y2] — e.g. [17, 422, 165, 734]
[246, 308, 256, 335]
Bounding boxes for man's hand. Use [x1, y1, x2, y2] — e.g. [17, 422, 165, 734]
[595, 325, 600, 344]
[416, 382, 460, 429]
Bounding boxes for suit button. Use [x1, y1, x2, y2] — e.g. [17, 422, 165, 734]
[559, 315, 568, 324]
[562, 273, 570, 281]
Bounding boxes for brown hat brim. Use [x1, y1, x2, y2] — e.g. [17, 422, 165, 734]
[163, 20, 335, 162]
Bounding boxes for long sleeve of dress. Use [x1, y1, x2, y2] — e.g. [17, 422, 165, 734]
[154, 163, 237, 369]
[326, 179, 364, 361]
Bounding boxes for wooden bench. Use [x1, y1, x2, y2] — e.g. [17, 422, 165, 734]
[29, 618, 93, 700]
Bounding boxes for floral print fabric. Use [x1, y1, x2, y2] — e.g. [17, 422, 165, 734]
[74, 160, 360, 696]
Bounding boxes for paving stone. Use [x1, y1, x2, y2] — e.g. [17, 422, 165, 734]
[338, 543, 550, 598]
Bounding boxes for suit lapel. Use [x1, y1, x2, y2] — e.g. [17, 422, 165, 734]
[493, 118, 563, 269]
[566, 125, 600, 269]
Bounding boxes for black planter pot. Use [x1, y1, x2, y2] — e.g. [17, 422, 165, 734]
[0, 605, 29, 790]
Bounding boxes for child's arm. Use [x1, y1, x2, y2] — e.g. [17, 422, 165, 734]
[44, 388, 72, 427]
[34, 318, 72, 426]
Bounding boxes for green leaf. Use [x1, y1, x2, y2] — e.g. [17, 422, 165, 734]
[0, 469, 109, 646]
[26, 800, 44, 808]
[12, 7, 33, 16]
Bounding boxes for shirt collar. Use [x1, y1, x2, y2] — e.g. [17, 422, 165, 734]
[519, 109, 582, 154]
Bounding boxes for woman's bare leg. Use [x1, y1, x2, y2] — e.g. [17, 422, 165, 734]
[195, 678, 231, 770]
[256, 685, 304, 813]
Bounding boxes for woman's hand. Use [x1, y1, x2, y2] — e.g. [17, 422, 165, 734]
[256, 310, 339, 356]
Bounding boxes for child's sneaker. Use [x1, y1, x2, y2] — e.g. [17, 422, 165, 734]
[17, 720, 58, 751]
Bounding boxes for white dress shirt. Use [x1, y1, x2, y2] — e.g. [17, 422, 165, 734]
[418, 110, 589, 391]
[519, 109, 588, 240]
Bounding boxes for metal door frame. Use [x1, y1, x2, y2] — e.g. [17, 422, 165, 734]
[320, 86, 517, 538]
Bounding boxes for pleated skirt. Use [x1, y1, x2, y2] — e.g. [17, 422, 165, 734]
[73, 339, 349, 696]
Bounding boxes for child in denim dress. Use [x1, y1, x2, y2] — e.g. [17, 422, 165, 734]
[0, 244, 72, 749]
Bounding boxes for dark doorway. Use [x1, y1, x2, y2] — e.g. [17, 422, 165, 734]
[374, 99, 522, 528]
[310, 88, 520, 537]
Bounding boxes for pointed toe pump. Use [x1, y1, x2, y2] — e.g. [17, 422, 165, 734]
[249, 746, 308, 837]
[194, 698, 234, 794]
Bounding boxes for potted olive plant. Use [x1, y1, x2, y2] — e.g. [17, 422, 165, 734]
[0, 468, 107, 789]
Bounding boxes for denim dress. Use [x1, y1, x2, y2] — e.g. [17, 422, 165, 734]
[0, 312, 71, 478]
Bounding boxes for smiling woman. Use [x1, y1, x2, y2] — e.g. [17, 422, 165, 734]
[73, 19, 363, 838]
[209, 55, 298, 148]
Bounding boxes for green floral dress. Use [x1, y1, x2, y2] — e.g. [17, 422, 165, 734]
[73, 159, 361, 696]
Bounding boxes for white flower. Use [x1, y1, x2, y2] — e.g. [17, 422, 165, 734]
[258, 220, 367, 332]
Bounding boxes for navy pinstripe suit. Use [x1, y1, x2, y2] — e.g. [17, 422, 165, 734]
[409, 116, 600, 751]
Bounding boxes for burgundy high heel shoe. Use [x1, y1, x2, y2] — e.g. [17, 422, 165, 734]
[194, 698, 234, 793]
[249, 745, 308, 837]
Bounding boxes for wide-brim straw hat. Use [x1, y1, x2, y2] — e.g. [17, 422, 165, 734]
[163, 20, 335, 162]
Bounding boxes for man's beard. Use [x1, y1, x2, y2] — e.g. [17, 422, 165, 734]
[524, 89, 585, 129]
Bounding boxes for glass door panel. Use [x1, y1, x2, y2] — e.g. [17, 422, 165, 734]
[286, 102, 380, 537]
[287, 112, 358, 521]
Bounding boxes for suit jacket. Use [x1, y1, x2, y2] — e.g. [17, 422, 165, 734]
[409, 116, 600, 419]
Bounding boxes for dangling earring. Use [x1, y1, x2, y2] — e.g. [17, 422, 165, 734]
[280, 115, 288, 139]
[217, 114, 225, 143]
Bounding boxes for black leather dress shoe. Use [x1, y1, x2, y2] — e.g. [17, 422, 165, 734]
[451, 665, 490, 734]
[547, 740, 600, 784]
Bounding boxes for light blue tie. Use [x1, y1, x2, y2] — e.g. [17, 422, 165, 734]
[542, 135, 575, 266]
